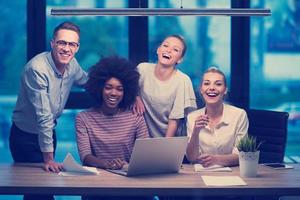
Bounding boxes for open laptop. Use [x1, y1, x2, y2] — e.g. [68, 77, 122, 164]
[107, 136, 188, 176]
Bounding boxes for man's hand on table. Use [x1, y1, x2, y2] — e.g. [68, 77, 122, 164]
[42, 152, 63, 173]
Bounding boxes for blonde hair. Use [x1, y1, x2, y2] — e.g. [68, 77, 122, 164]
[202, 66, 227, 87]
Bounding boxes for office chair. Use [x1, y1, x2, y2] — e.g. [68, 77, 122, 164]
[247, 109, 289, 163]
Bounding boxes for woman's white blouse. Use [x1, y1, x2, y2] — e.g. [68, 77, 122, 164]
[187, 104, 249, 155]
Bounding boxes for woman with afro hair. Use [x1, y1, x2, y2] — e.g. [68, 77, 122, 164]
[76, 56, 149, 173]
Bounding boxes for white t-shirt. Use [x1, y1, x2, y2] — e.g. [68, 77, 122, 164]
[187, 103, 248, 155]
[137, 62, 197, 137]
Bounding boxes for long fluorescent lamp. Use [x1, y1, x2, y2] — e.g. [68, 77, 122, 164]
[51, 8, 271, 17]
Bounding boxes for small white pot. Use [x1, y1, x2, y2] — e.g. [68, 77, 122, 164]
[239, 151, 260, 177]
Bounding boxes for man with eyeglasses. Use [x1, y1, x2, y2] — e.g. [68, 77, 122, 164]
[9, 21, 87, 199]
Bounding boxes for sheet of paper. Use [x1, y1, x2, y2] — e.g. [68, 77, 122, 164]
[201, 176, 247, 186]
[194, 164, 232, 172]
[59, 153, 99, 176]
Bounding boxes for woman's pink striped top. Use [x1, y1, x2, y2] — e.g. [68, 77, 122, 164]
[76, 108, 149, 163]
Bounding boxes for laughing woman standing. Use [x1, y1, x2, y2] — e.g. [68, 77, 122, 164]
[134, 35, 197, 138]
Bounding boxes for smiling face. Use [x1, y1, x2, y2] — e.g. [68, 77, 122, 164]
[200, 71, 227, 106]
[157, 36, 184, 67]
[102, 77, 124, 110]
[50, 29, 79, 70]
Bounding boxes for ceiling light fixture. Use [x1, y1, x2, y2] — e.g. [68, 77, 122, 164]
[50, 8, 271, 17]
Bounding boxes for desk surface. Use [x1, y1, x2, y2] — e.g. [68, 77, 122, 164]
[0, 163, 300, 197]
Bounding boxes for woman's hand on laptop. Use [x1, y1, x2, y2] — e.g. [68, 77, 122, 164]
[122, 163, 129, 171]
[107, 158, 127, 170]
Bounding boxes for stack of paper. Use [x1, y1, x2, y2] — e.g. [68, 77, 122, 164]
[202, 176, 247, 186]
[59, 153, 99, 176]
[194, 164, 232, 172]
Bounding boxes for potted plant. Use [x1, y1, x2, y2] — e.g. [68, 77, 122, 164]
[237, 135, 262, 177]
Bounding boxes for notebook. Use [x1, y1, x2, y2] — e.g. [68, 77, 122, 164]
[107, 136, 188, 176]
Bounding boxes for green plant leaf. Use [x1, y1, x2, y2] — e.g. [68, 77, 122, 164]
[237, 135, 262, 152]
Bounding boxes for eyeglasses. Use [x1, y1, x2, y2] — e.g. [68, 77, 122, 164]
[55, 40, 79, 50]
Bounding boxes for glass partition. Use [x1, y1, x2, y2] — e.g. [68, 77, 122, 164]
[250, 0, 300, 157]
[0, 1, 26, 163]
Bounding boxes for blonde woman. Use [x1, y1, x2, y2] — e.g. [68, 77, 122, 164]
[186, 67, 248, 167]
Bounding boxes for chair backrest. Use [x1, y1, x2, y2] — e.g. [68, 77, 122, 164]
[247, 109, 289, 163]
